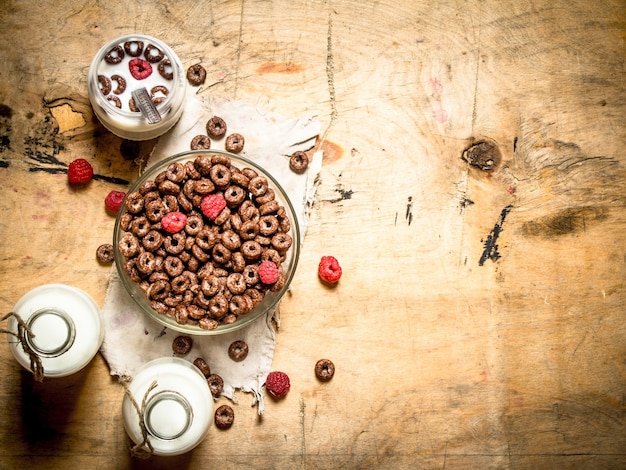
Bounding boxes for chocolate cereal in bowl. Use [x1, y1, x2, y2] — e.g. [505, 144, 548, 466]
[113, 150, 300, 335]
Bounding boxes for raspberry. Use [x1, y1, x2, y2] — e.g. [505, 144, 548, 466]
[67, 158, 94, 185]
[201, 194, 227, 221]
[265, 371, 290, 398]
[104, 190, 126, 214]
[318, 256, 342, 284]
[161, 211, 188, 233]
[258, 260, 279, 284]
[128, 58, 153, 80]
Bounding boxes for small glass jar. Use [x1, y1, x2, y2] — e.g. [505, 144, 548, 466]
[7, 284, 104, 378]
[87, 34, 186, 141]
[122, 357, 213, 456]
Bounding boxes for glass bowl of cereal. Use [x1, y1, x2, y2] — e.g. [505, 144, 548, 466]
[113, 149, 300, 335]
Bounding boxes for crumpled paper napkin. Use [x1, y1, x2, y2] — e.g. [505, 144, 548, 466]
[99, 86, 322, 413]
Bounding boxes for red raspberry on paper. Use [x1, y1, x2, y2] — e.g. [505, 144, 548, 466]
[67, 158, 94, 185]
[265, 371, 290, 398]
[201, 194, 227, 221]
[162, 211, 188, 233]
[104, 190, 126, 214]
[318, 256, 342, 284]
[128, 58, 153, 80]
[258, 260, 279, 284]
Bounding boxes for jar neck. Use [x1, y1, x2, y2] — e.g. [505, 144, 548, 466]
[144, 390, 193, 440]
[25, 308, 76, 358]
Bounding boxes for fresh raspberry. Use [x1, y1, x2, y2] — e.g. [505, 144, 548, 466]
[201, 194, 227, 221]
[104, 190, 126, 214]
[258, 260, 280, 284]
[67, 158, 94, 185]
[318, 256, 342, 284]
[265, 371, 290, 398]
[161, 211, 188, 233]
[128, 58, 153, 80]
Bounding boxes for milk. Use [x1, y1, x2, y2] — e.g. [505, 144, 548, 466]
[7, 284, 104, 378]
[122, 357, 213, 456]
[88, 34, 186, 141]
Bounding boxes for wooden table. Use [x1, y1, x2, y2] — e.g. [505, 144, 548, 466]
[0, 1, 624, 468]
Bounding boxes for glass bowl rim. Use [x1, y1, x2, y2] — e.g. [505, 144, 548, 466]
[113, 149, 301, 335]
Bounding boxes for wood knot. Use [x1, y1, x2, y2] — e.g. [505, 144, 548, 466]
[462, 140, 501, 172]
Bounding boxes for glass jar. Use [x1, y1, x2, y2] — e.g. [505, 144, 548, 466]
[122, 357, 213, 456]
[7, 284, 104, 378]
[87, 34, 186, 141]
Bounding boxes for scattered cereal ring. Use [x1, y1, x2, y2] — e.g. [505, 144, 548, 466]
[208, 374, 224, 396]
[214, 404, 234, 429]
[315, 359, 335, 381]
[225, 133, 245, 153]
[190, 135, 211, 150]
[289, 151, 309, 173]
[206, 116, 227, 138]
[228, 340, 249, 362]
[172, 335, 193, 355]
[193, 357, 211, 377]
[96, 243, 114, 263]
[186, 64, 207, 86]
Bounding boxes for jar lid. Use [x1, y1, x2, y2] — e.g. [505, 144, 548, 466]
[7, 284, 103, 378]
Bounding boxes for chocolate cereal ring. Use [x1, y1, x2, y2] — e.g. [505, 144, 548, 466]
[214, 404, 234, 430]
[209, 164, 231, 189]
[241, 240, 262, 260]
[208, 295, 228, 319]
[129, 98, 140, 112]
[224, 185, 246, 207]
[98, 75, 112, 95]
[111, 74, 126, 94]
[229, 295, 253, 315]
[228, 340, 249, 362]
[186, 64, 207, 86]
[104, 45, 124, 64]
[190, 135, 211, 150]
[130, 215, 152, 238]
[107, 95, 122, 108]
[248, 176, 268, 197]
[172, 335, 193, 355]
[271, 232, 292, 253]
[207, 374, 224, 397]
[193, 357, 211, 377]
[315, 359, 335, 381]
[144, 44, 164, 63]
[150, 85, 169, 100]
[141, 230, 164, 251]
[96, 243, 114, 263]
[259, 215, 279, 236]
[289, 151, 309, 173]
[225, 133, 245, 153]
[199, 317, 219, 330]
[166, 162, 186, 183]
[119, 233, 140, 257]
[123, 40, 144, 57]
[226, 273, 246, 295]
[158, 58, 173, 80]
[206, 116, 227, 138]
[243, 264, 259, 286]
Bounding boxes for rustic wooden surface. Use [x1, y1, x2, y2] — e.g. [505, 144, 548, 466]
[0, 1, 624, 469]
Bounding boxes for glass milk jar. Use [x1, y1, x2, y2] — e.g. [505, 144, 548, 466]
[7, 284, 104, 378]
[88, 34, 186, 141]
[122, 357, 213, 456]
